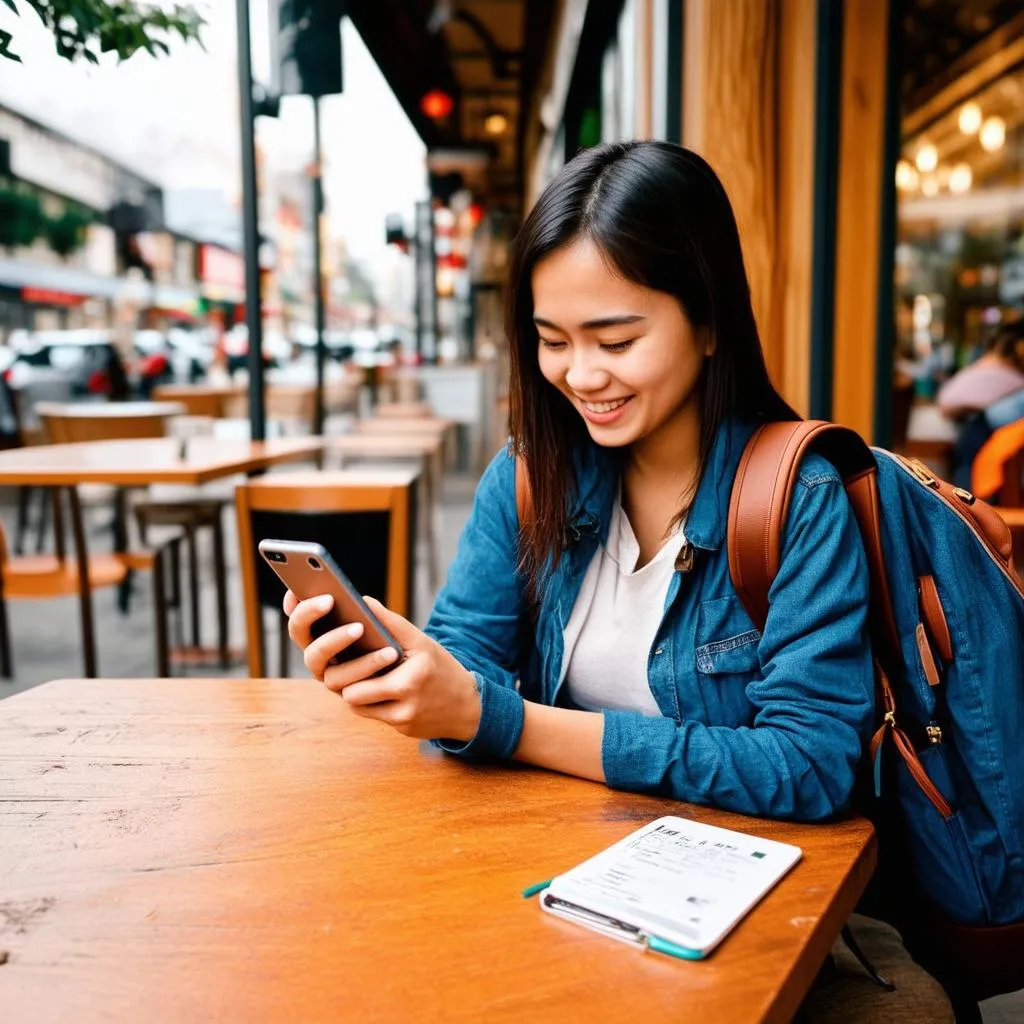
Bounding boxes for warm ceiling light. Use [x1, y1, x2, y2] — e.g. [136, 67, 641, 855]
[958, 101, 982, 135]
[980, 116, 1006, 152]
[895, 159, 919, 191]
[920, 175, 940, 198]
[483, 112, 509, 136]
[949, 163, 973, 194]
[421, 89, 454, 120]
[915, 143, 938, 173]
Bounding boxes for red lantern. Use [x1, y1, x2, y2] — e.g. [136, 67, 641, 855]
[421, 89, 454, 120]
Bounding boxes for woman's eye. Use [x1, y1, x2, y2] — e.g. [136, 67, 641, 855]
[601, 339, 636, 353]
[540, 339, 567, 350]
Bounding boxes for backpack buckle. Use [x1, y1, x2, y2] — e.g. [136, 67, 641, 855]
[906, 458, 937, 487]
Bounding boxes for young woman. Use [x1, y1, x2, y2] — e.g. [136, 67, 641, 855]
[285, 141, 875, 823]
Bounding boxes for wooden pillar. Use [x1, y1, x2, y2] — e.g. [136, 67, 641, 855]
[681, 0, 817, 416]
[832, 0, 890, 439]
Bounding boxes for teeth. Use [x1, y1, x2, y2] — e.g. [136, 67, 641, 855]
[583, 398, 630, 413]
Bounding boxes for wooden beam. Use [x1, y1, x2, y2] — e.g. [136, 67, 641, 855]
[832, 0, 890, 439]
[776, 0, 817, 416]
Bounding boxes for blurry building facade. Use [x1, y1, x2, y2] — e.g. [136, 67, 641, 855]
[349, 0, 1024, 447]
[0, 104, 252, 343]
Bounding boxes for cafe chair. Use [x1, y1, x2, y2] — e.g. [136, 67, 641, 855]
[235, 468, 418, 678]
[0, 501, 183, 679]
[374, 401, 434, 419]
[37, 402, 231, 666]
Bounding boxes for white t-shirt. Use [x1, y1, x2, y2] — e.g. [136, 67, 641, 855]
[562, 500, 687, 715]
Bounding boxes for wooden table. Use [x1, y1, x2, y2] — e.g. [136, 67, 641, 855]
[0, 677, 877, 1024]
[0, 438, 323, 676]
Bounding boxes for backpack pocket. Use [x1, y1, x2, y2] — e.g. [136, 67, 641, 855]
[893, 741, 997, 925]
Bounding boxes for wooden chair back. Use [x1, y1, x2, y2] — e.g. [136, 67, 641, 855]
[375, 401, 433, 419]
[221, 385, 318, 434]
[267, 384, 317, 433]
[152, 385, 234, 419]
[235, 469, 418, 677]
[37, 403, 179, 443]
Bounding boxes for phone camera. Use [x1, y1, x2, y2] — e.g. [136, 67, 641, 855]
[266, 550, 286, 563]
[308, 557, 322, 570]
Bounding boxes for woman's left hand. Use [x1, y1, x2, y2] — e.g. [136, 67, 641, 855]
[324, 597, 482, 743]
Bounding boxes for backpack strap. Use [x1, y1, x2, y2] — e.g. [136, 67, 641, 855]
[726, 420, 902, 676]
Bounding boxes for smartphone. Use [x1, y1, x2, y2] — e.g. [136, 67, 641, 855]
[258, 539, 403, 665]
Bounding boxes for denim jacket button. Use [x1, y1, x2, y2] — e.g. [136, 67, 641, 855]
[654, 647, 664, 656]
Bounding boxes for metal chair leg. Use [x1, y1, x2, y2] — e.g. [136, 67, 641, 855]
[152, 546, 171, 678]
[186, 525, 200, 649]
[168, 540, 184, 650]
[36, 487, 53, 555]
[211, 509, 229, 667]
[67, 486, 98, 679]
[15, 487, 32, 556]
[0, 591, 13, 679]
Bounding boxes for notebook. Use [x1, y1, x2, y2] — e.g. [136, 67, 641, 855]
[537, 816, 802, 960]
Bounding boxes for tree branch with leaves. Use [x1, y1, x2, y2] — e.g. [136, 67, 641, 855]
[0, 1, 205, 64]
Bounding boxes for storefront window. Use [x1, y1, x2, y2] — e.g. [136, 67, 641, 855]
[893, 2, 1024, 444]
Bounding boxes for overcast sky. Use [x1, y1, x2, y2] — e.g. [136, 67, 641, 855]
[0, 2, 427, 277]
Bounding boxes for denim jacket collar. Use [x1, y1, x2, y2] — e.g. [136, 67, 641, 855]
[569, 416, 759, 553]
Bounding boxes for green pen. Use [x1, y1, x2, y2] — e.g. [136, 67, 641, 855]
[646, 934, 704, 961]
[521, 879, 553, 899]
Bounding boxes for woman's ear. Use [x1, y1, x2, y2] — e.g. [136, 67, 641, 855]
[702, 329, 717, 358]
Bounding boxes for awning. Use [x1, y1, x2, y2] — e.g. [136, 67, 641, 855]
[0, 259, 201, 308]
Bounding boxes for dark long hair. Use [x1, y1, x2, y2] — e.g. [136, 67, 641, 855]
[507, 141, 799, 590]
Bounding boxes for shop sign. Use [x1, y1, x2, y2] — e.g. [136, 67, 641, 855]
[199, 245, 245, 291]
[21, 287, 85, 307]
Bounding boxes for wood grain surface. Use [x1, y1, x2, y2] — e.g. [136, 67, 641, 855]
[0, 678, 876, 1024]
[0, 437, 324, 487]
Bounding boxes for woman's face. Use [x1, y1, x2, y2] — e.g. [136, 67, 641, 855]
[533, 237, 712, 450]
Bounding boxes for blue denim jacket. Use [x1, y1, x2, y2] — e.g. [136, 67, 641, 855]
[425, 418, 874, 822]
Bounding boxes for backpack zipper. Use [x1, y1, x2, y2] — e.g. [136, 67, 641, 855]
[885, 453, 1024, 599]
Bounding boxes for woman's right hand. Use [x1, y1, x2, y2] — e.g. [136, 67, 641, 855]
[283, 591, 372, 682]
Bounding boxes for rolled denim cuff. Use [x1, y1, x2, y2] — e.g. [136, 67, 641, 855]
[435, 672, 525, 760]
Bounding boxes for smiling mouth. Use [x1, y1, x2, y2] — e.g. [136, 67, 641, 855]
[579, 397, 633, 413]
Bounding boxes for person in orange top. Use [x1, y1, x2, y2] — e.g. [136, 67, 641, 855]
[972, 418, 1024, 504]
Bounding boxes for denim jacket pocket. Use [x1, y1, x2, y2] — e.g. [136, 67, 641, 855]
[695, 596, 761, 675]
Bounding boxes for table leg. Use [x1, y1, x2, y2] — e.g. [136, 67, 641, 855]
[67, 485, 98, 679]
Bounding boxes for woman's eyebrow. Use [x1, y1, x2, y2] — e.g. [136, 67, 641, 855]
[533, 314, 647, 331]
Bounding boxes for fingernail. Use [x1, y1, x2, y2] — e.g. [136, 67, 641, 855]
[315, 595, 333, 610]
[379, 647, 398, 662]
[344, 622, 363, 638]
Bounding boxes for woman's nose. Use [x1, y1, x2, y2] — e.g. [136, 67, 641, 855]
[565, 352, 610, 394]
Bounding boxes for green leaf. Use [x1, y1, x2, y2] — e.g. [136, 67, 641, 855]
[0, 27, 21, 61]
